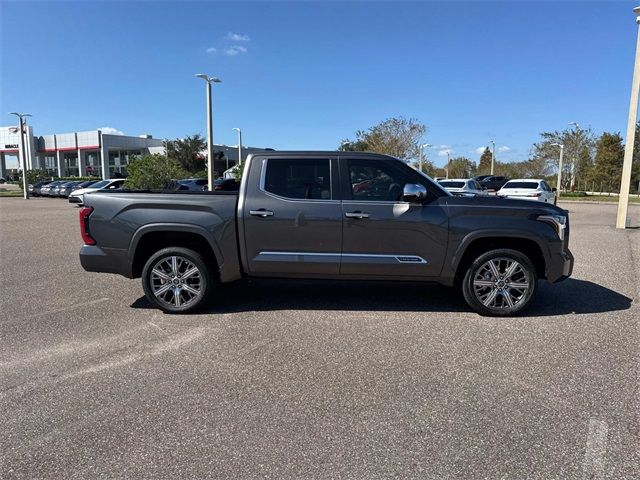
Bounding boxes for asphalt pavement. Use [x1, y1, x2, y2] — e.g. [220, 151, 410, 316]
[0, 198, 638, 479]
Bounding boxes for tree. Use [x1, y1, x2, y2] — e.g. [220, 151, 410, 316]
[530, 126, 595, 190]
[588, 132, 625, 191]
[478, 147, 493, 175]
[123, 154, 189, 190]
[169, 134, 207, 173]
[339, 117, 427, 161]
[447, 157, 477, 178]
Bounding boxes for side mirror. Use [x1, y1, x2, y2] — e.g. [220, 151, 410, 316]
[402, 183, 427, 203]
[552, 187, 557, 192]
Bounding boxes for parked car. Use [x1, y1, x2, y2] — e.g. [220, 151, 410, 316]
[40, 180, 67, 197]
[497, 179, 557, 204]
[214, 178, 240, 191]
[68, 178, 125, 205]
[28, 180, 53, 196]
[58, 181, 86, 198]
[478, 175, 509, 191]
[167, 178, 209, 191]
[473, 174, 493, 183]
[79, 151, 573, 317]
[437, 179, 486, 197]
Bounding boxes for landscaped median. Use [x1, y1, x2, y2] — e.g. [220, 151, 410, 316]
[558, 191, 640, 203]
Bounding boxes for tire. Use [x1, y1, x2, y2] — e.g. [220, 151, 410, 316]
[142, 247, 215, 314]
[461, 248, 537, 316]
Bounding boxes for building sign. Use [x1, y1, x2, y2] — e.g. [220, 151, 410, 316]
[4, 144, 18, 149]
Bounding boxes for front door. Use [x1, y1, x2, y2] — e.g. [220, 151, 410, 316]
[242, 156, 342, 276]
[340, 157, 449, 278]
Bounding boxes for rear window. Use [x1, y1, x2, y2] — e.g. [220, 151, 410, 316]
[439, 181, 465, 188]
[264, 158, 331, 200]
[503, 181, 539, 190]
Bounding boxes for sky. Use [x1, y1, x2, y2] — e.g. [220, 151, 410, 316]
[2, 0, 639, 168]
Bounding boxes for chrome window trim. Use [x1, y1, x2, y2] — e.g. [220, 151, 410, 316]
[259, 157, 339, 204]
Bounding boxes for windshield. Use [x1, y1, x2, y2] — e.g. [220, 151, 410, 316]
[502, 181, 539, 190]
[88, 180, 110, 188]
[439, 181, 466, 188]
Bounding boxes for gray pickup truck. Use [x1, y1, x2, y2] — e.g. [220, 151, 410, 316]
[79, 151, 573, 316]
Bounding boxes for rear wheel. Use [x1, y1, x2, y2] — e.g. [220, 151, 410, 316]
[142, 247, 214, 314]
[462, 248, 537, 316]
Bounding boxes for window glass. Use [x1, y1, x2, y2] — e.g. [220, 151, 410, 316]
[348, 159, 416, 202]
[264, 158, 331, 200]
[503, 181, 540, 189]
[439, 181, 465, 188]
[541, 181, 551, 191]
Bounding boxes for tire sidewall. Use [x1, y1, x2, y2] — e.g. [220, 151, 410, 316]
[142, 247, 213, 314]
[462, 248, 537, 316]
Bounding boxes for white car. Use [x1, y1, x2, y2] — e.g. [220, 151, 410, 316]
[437, 178, 486, 197]
[68, 178, 125, 205]
[497, 179, 557, 204]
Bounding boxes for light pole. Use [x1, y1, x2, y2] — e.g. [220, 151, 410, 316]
[446, 151, 451, 179]
[551, 143, 564, 198]
[490, 140, 496, 175]
[9, 112, 31, 199]
[568, 122, 580, 191]
[232, 128, 243, 168]
[419, 143, 432, 172]
[617, 7, 640, 228]
[195, 73, 222, 191]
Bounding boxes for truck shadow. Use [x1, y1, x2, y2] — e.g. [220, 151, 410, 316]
[131, 278, 632, 317]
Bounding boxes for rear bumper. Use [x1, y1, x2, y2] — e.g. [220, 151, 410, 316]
[80, 245, 133, 278]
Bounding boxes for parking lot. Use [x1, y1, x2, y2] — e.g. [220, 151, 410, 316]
[0, 198, 638, 479]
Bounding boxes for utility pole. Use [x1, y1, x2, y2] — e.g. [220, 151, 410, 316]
[233, 127, 243, 166]
[419, 143, 431, 172]
[551, 143, 564, 198]
[617, 6, 640, 228]
[490, 140, 496, 175]
[9, 112, 31, 199]
[446, 151, 451, 179]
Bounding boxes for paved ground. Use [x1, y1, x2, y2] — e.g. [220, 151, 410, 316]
[0, 198, 638, 479]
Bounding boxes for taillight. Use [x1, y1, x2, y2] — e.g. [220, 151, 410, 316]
[79, 206, 96, 245]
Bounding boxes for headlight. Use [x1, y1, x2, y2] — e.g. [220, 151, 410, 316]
[537, 214, 567, 240]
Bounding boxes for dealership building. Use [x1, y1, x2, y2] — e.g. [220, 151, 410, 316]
[0, 126, 264, 179]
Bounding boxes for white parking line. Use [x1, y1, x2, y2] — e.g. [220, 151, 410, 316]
[583, 418, 608, 480]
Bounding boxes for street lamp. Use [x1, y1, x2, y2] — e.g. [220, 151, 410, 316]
[490, 140, 496, 175]
[617, 7, 640, 229]
[551, 143, 564, 198]
[567, 122, 580, 191]
[9, 112, 32, 199]
[419, 143, 432, 172]
[232, 127, 243, 168]
[446, 151, 451, 179]
[195, 73, 222, 191]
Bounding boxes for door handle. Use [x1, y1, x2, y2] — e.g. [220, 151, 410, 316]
[345, 211, 370, 219]
[249, 209, 274, 217]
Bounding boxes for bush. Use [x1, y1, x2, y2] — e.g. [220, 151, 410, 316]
[560, 191, 587, 197]
[123, 154, 189, 190]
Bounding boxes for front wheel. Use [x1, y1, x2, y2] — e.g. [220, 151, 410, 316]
[142, 247, 214, 314]
[461, 249, 537, 316]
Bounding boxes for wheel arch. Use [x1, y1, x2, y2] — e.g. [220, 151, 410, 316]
[129, 224, 222, 279]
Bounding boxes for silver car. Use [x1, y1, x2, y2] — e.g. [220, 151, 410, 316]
[437, 179, 486, 197]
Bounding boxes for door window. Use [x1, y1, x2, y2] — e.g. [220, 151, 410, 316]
[263, 158, 331, 200]
[348, 160, 416, 202]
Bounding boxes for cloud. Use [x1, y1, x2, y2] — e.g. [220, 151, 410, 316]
[226, 32, 250, 42]
[437, 144, 450, 149]
[206, 47, 217, 54]
[475, 146, 487, 154]
[223, 45, 248, 56]
[437, 149, 453, 157]
[98, 127, 124, 135]
[498, 145, 511, 152]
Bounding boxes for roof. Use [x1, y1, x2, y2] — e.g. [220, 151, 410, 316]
[505, 179, 544, 182]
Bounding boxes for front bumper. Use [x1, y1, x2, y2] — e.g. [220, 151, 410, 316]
[546, 248, 574, 283]
[68, 195, 82, 204]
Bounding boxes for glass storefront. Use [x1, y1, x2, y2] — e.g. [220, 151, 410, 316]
[63, 152, 79, 177]
[42, 155, 56, 175]
[108, 149, 141, 177]
[83, 151, 101, 177]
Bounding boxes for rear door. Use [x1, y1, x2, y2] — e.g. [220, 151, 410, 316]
[242, 156, 342, 276]
[339, 157, 449, 278]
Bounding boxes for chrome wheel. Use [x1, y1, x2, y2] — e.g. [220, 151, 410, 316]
[472, 257, 530, 310]
[150, 255, 202, 308]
